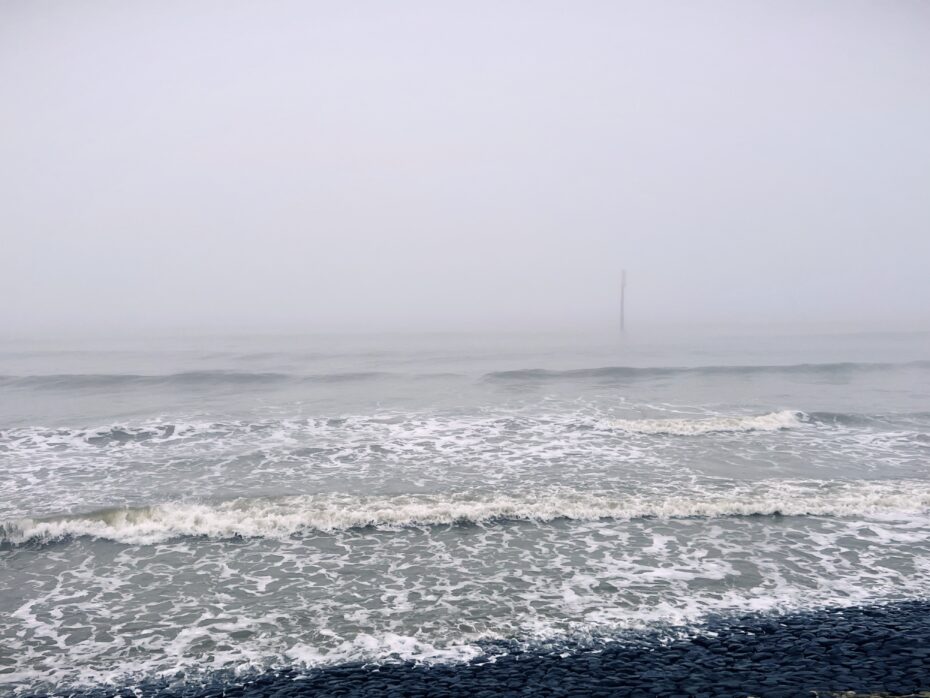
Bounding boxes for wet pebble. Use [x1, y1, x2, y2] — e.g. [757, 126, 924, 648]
[63, 599, 930, 698]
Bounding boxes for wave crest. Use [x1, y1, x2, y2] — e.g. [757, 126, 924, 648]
[0, 370, 390, 390]
[5, 481, 930, 546]
[612, 410, 803, 435]
[485, 360, 930, 382]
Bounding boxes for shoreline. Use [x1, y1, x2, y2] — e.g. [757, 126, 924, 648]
[45, 599, 930, 698]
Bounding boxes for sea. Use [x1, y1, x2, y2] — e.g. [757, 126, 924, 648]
[1, 328, 929, 695]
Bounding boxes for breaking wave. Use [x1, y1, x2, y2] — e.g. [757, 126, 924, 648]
[6, 408, 918, 450]
[612, 410, 804, 435]
[6, 480, 930, 546]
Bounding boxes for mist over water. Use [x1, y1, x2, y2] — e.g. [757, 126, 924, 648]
[3, 1, 930, 335]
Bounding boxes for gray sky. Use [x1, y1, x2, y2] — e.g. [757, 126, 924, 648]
[2, 1, 929, 335]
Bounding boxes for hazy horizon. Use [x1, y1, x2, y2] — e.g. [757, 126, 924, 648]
[3, 1, 929, 336]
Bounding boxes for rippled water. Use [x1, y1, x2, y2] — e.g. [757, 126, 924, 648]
[1, 330, 929, 693]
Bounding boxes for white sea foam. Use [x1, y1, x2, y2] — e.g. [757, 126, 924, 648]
[6, 480, 930, 545]
[612, 410, 804, 435]
[5, 406, 926, 526]
[5, 492, 930, 695]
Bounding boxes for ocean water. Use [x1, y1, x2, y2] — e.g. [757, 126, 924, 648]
[1, 330, 929, 694]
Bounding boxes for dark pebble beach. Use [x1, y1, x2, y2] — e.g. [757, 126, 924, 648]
[59, 599, 930, 698]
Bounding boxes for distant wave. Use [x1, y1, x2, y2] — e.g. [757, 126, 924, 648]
[5, 481, 930, 546]
[485, 360, 930, 382]
[0, 370, 393, 389]
[612, 410, 803, 435]
[3, 359, 928, 391]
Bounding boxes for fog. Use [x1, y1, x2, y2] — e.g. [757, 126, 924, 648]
[2, 1, 929, 336]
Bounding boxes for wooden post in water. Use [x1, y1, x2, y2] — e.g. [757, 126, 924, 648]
[620, 269, 627, 333]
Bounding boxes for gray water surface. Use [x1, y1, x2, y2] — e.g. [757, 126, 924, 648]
[2, 330, 929, 693]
